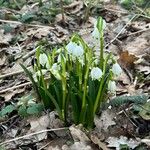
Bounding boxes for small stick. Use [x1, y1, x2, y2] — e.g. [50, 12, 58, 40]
[103, 6, 128, 14]
[0, 67, 31, 79]
[0, 19, 54, 29]
[0, 82, 31, 94]
[0, 127, 68, 145]
[39, 141, 53, 150]
[127, 28, 150, 36]
[22, 49, 36, 61]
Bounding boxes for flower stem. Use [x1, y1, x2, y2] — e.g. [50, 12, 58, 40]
[79, 64, 90, 124]
[99, 33, 104, 70]
[93, 55, 108, 114]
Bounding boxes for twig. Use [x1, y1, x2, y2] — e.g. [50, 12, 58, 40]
[0, 67, 31, 79]
[39, 141, 53, 150]
[22, 49, 36, 61]
[103, 6, 128, 14]
[127, 27, 150, 36]
[0, 127, 68, 145]
[105, 15, 137, 48]
[123, 109, 138, 128]
[0, 82, 31, 94]
[0, 19, 54, 29]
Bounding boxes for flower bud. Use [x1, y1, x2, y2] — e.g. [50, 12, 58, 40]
[112, 63, 122, 76]
[108, 80, 116, 94]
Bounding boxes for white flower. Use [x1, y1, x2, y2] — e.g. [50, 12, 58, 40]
[33, 69, 47, 81]
[66, 41, 77, 55]
[39, 53, 48, 67]
[108, 81, 116, 94]
[91, 67, 102, 80]
[112, 63, 122, 76]
[51, 63, 60, 71]
[66, 41, 84, 58]
[72, 44, 84, 57]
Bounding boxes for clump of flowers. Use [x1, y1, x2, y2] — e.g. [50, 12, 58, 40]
[22, 17, 122, 128]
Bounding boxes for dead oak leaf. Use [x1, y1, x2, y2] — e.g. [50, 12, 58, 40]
[118, 51, 138, 70]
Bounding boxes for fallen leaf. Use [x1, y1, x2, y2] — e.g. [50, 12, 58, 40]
[90, 134, 109, 150]
[69, 125, 90, 142]
[0, 29, 13, 47]
[49, 111, 65, 137]
[106, 136, 140, 150]
[118, 51, 138, 70]
[28, 114, 50, 141]
[70, 141, 92, 150]
[94, 110, 116, 132]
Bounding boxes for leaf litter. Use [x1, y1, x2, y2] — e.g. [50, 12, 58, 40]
[0, 0, 150, 149]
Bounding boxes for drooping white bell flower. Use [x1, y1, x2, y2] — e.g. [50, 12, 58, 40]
[90, 67, 102, 80]
[66, 41, 84, 57]
[66, 41, 84, 66]
[108, 80, 116, 94]
[72, 44, 84, 57]
[66, 41, 77, 55]
[51, 63, 60, 71]
[39, 53, 48, 67]
[112, 63, 122, 76]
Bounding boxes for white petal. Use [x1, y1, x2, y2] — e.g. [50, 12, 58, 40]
[72, 44, 84, 57]
[112, 63, 122, 76]
[66, 41, 76, 55]
[92, 28, 100, 40]
[39, 53, 48, 66]
[91, 67, 102, 80]
[51, 63, 60, 71]
[108, 81, 116, 94]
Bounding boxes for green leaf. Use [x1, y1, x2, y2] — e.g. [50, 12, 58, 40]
[0, 105, 16, 117]
[18, 105, 28, 117]
[139, 102, 150, 120]
[21, 13, 36, 23]
[109, 95, 149, 107]
[40, 87, 62, 118]
[20, 64, 40, 101]
[27, 103, 44, 115]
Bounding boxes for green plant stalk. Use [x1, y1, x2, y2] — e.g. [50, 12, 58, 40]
[76, 60, 82, 91]
[93, 56, 108, 115]
[41, 87, 62, 119]
[62, 76, 67, 121]
[36, 54, 47, 91]
[79, 63, 82, 91]
[79, 63, 90, 124]
[61, 55, 67, 121]
[99, 32, 104, 70]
